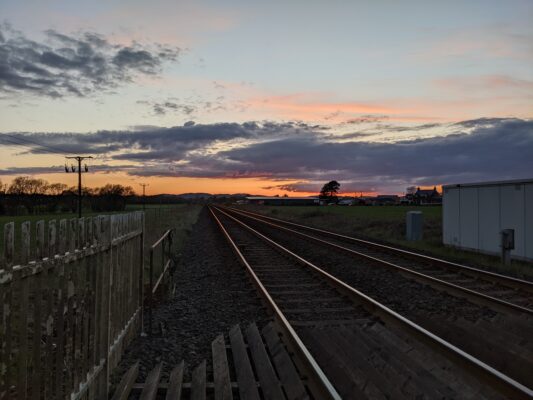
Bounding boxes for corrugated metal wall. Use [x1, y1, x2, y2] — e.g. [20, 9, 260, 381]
[443, 181, 533, 261]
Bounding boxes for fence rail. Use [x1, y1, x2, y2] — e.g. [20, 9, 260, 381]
[148, 228, 174, 336]
[0, 211, 145, 400]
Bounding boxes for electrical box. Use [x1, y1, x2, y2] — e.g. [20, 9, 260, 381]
[406, 211, 423, 241]
[443, 179, 533, 262]
[501, 229, 515, 250]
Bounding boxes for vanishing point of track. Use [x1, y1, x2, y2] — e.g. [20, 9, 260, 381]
[209, 206, 533, 399]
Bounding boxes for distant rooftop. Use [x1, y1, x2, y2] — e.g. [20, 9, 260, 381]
[246, 196, 319, 200]
[442, 178, 533, 189]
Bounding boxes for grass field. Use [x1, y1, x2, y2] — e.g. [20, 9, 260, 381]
[240, 205, 533, 279]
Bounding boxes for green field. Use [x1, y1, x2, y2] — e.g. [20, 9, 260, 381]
[240, 205, 533, 279]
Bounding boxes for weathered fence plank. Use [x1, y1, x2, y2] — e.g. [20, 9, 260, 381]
[4, 222, 14, 269]
[36, 220, 45, 260]
[16, 273, 29, 399]
[21, 221, 31, 265]
[59, 219, 67, 254]
[31, 269, 42, 400]
[0, 211, 144, 400]
[48, 219, 57, 258]
[69, 218, 77, 253]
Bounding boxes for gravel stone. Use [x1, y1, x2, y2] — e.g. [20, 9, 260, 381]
[110, 207, 269, 387]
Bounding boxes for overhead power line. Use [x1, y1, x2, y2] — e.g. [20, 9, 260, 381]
[0, 132, 71, 155]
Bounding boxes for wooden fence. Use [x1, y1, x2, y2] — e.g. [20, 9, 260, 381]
[0, 212, 145, 400]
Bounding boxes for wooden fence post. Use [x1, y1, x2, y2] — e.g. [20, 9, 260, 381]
[21, 221, 31, 265]
[79, 218, 85, 249]
[59, 219, 67, 254]
[3, 222, 14, 270]
[48, 220, 57, 258]
[69, 218, 77, 253]
[100, 215, 112, 395]
[36, 220, 45, 260]
[139, 212, 145, 335]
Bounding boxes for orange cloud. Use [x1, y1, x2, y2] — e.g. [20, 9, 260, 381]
[249, 94, 396, 118]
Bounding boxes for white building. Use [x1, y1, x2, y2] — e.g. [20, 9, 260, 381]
[442, 178, 533, 261]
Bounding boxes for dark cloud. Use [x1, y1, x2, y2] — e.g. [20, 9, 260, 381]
[0, 164, 135, 175]
[3, 121, 318, 161]
[344, 115, 389, 124]
[452, 117, 513, 129]
[140, 96, 229, 116]
[2, 118, 531, 193]
[0, 24, 181, 98]
[205, 118, 532, 191]
[152, 101, 196, 116]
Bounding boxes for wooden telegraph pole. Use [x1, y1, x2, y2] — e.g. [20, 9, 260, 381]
[139, 183, 149, 211]
[65, 155, 93, 218]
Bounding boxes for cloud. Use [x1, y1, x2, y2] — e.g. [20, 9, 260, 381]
[138, 95, 234, 117]
[211, 118, 533, 191]
[2, 118, 531, 193]
[3, 121, 320, 161]
[0, 164, 136, 175]
[0, 24, 181, 98]
[344, 115, 389, 124]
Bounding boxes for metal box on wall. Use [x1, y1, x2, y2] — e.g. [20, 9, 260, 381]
[442, 178, 533, 262]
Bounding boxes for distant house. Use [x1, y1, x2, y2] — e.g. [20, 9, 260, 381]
[412, 186, 441, 205]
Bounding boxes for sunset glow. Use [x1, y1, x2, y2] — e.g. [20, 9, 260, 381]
[1, 1, 532, 195]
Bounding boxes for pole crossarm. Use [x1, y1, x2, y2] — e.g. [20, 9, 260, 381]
[65, 155, 94, 218]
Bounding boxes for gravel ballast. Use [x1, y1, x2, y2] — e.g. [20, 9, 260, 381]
[110, 207, 269, 386]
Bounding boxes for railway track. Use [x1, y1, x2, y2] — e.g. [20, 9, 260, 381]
[209, 206, 533, 399]
[225, 206, 533, 315]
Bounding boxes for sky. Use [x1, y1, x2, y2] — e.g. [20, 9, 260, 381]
[0, 0, 532, 196]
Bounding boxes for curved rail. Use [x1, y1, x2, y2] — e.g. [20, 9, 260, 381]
[212, 206, 533, 399]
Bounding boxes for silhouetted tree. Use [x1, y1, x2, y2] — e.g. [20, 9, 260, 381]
[7, 176, 49, 195]
[46, 182, 68, 195]
[93, 184, 135, 211]
[319, 180, 340, 203]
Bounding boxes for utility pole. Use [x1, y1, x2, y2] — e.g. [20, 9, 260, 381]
[65, 155, 93, 218]
[139, 183, 149, 211]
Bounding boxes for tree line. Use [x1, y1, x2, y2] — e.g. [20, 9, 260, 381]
[0, 176, 136, 215]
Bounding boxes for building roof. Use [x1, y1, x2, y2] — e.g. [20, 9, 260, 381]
[246, 196, 319, 200]
[415, 188, 439, 195]
[442, 178, 533, 189]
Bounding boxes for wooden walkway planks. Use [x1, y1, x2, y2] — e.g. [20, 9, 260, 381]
[166, 361, 184, 400]
[229, 324, 261, 400]
[245, 323, 286, 400]
[111, 322, 309, 399]
[212, 334, 233, 400]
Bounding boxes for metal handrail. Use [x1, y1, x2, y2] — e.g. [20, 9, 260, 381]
[148, 228, 174, 335]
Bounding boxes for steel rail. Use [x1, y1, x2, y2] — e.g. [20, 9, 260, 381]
[223, 207, 533, 316]
[227, 207, 533, 293]
[208, 206, 342, 400]
[212, 206, 533, 399]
